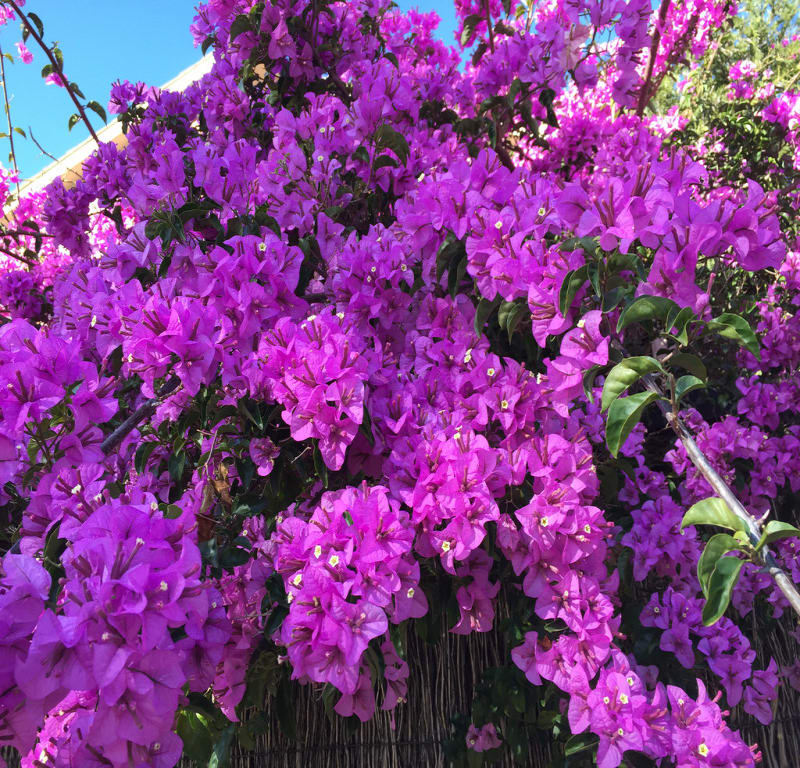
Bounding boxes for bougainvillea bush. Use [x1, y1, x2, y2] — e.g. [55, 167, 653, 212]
[1, 0, 800, 765]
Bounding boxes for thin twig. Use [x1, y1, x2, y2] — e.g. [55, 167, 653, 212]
[101, 377, 181, 455]
[483, 0, 495, 53]
[0, 43, 20, 196]
[0, 242, 34, 267]
[28, 125, 58, 163]
[636, 0, 672, 117]
[1, 228, 53, 239]
[6, 0, 100, 144]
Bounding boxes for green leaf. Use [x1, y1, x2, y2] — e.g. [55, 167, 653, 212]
[697, 533, 741, 597]
[67, 113, 80, 131]
[474, 294, 501, 336]
[448, 248, 468, 298]
[564, 732, 598, 757]
[134, 441, 157, 475]
[601, 286, 626, 312]
[707, 313, 760, 359]
[374, 124, 410, 165]
[583, 364, 602, 402]
[168, 452, 187, 484]
[560, 236, 598, 256]
[264, 604, 289, 637]
[586, 261, 601, 296]
[674, 375, 705, 402]
[538, 87, 559, 128]
[617, 295, 679, 333]
[460, 13, 482, 46]
[177, 710, 214, 763]
[229, 14, 252, 41]
[601, 357, 664, 413]
[202, 35, 216, 55]
[436, 234, 464, 281]
[702, 556, 745, 625]
[498, 300, 527, 342]
[313, 441, 329, 487]
[681, 497, 746, 533]
[665, 305, 695, 345]
[374, 153, 400, 172]
[86, 100, 107, 123]
[13, 126, 26, 138]
[208, 724, 235, 768]
[755, 520, 800, 551]
[605, 391, 661, 458]
[28, 12, 44, 39]
[669, 352, 707, 381]
[558, 265, 588, 316]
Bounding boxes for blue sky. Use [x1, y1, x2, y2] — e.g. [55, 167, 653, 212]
[2, 1, 458, 180]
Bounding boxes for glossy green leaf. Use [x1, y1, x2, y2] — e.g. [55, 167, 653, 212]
[558, 264, 588, 316]
[702, 556, 745, 625]
[755, 520, 800, 551]
[582, 364, 602, 402]
[665, 305, 695, 345]
[669, 352, 707, 381]
[697, 533, 741, 597]
[601, 356, 664, 412]
[674, 374, 705, 402]
[681, 497, 746, 533]
[707, 313, 760, 359]
[605, 391, 661, 458]
[617, 295, 679, 332]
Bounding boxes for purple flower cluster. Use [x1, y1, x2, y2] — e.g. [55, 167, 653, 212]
[271, 484, 419, 718]
[0, 0, 796, 764]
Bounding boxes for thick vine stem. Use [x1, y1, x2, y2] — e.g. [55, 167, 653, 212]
[100, 377, 180, 455]
[0, 42, 20, 197]
[635, 0, 672, 117]
[637, 373, 800, 620]
[6, 0, 100, 145]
